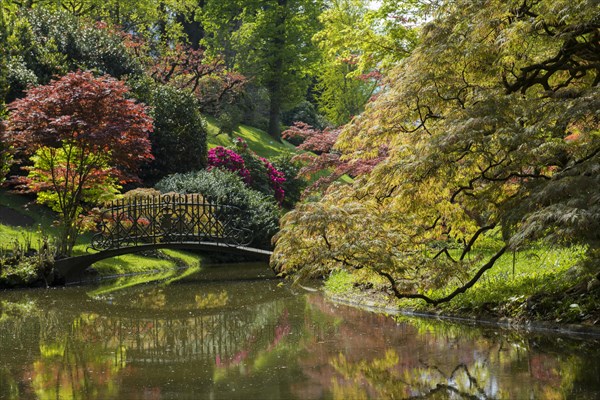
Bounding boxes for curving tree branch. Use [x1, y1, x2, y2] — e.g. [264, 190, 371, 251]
[377, 246, 508, 305]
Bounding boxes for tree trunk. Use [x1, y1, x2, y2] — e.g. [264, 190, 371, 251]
[266, 0, 287, 141]
[177, 2, 205, 49]
[267, 90, 282, 140]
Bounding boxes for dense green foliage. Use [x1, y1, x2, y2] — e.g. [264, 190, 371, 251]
[0, 0, 420, 143]
[199, 0, 323, 138]
[4, 8, 142, 103]
[131, 78, 208, 183]
[155, 169, 280, 248]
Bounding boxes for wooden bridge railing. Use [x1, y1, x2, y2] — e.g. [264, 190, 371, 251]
[90, 194, 253, 251]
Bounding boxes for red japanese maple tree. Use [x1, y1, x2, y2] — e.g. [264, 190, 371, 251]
[7, 71, 153, 255]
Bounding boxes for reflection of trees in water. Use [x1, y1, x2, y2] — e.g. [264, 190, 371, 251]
[0, 296, 296, 399]
[301, 294, 600, 400]
[331, 352, 497, 399]
[0, 366, 19, 400]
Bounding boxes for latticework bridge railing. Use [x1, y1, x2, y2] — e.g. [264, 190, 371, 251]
[90, 194, 253, 251]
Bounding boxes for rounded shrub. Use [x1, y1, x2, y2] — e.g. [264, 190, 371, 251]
[131, 78, 208, 184]
[155, 169, 280, 248]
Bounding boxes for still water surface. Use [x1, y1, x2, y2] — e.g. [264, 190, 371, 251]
[1, 263, 599, 399]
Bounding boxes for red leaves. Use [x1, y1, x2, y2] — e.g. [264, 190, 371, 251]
[7, 70, 153, 182]
[283, 122, 388, 194]
[282, 122, 339, 154]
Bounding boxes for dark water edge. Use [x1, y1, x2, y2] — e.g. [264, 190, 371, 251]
[1, 262, 599, 399]
[329, 294, 600, 339]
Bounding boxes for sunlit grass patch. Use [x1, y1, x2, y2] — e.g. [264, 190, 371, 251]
[397, 245, 589, 319]
[324, 269, 355, 295]
[205, 115, 296, 158]
[0, 191, 56, 248]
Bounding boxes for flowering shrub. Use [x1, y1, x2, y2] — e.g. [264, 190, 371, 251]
[207, 146, 252, 184]
[260, 157, 286, 205]
[207, 139, 286, 205]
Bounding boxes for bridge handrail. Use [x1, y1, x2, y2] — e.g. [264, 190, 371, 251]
[90, 193, 253, 251]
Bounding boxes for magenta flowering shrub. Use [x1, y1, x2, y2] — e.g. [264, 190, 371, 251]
[260, 157, 286, 205]
[207, 146, 252, 184]
[207, 140, 286, 205]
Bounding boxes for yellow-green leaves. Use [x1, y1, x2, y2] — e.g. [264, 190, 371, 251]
[273, 0, 600, 302]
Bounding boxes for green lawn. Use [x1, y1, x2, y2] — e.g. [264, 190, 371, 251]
[205, 116, 297, 158]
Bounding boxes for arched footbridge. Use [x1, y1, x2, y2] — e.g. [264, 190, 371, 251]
[55, 194, 272, 279]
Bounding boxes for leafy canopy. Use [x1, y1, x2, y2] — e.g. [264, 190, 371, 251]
[273, 0, 600, 303]
[313, 0, 423, 124]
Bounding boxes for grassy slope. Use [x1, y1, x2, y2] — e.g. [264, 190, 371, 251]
[205, 116, 297, 157]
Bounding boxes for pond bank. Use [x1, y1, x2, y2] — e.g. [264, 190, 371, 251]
[327, 291, 600, 339]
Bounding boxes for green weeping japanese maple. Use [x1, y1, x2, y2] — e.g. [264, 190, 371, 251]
[272, 0, 600, 304]
[6, 71, 153, 256]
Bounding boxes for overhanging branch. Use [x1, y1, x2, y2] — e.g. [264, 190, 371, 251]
[378, 246, 508, 305]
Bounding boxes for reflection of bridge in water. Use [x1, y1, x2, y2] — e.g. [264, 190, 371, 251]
[55, 194, 272, 279]
[83, 283, 292, 365]
[0, 296, 292, 367]
[110, 309, 284, 365]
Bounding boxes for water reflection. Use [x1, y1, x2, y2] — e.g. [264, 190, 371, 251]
[0, 264, 599, 399]
[300, 295, 600, 400]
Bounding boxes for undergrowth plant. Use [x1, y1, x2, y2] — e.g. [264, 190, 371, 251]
[0, 231, 56, 287]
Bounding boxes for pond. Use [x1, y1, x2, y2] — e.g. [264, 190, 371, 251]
[1, 262, 599, 399]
